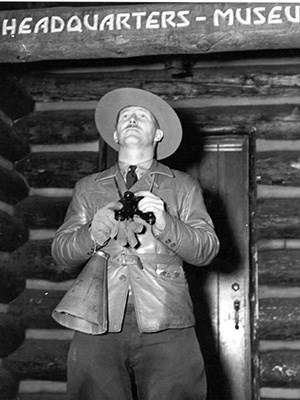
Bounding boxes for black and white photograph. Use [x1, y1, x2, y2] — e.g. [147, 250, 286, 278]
[0, 1, 299, 400]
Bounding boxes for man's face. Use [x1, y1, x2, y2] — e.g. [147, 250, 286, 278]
[114, 106, 161, 150]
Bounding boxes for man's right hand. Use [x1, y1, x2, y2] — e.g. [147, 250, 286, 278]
[90, 202, 121, 246]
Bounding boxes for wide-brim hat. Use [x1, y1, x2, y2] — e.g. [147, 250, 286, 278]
[95, 88, 182, 160]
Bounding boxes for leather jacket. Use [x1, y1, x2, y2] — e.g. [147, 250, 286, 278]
[51, 160, 219, 333]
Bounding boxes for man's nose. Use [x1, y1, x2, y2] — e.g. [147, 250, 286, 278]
[129, 114, 137, 124]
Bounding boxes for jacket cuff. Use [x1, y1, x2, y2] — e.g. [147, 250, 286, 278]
[152, 213, 179, 252]
[75, 222, 99, 257]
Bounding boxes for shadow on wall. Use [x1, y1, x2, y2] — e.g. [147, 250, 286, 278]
[165, 120, 242, 400]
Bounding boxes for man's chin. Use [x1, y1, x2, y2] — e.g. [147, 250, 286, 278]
[124, 133, 141, 142]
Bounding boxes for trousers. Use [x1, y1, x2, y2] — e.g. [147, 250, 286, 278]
[67, 303, 207, 400]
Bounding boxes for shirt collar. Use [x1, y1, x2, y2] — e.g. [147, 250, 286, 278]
[118, 158, 154, 179]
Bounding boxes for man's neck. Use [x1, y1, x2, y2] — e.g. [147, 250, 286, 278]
[118, 148, 154, 168]
[118, 157, 153, 172]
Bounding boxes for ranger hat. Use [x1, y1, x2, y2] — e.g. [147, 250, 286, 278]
[95, 87, 182, 160]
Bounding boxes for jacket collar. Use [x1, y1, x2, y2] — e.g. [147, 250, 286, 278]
[94, 159, 174, 190]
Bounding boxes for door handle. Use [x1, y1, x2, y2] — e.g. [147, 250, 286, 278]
[234, 300, 240, 330]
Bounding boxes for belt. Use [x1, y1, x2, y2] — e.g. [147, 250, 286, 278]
[110, 252, 182, 269]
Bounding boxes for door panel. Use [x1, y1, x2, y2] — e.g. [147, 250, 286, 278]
[167, 135, 251, 400]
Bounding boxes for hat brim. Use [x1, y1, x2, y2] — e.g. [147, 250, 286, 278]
[95, 88, 182, 160]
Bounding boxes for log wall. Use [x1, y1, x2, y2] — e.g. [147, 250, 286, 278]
[1, 31, 300, 400]
[0, 71, 33, 400]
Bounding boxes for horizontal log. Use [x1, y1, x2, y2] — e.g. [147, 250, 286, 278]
[258, 250, 300, 286]
[17, 104, 300, 144]
[0, 72, 35, 119]
[7, 288, 66, 330]
[16, 110, 99, 145]
[1, 4, 300, 62]
[0, 210, 29, 252]
[0, 368, 19, 400]
[0, 262, 25, 303]
[3, 339, 68, 381]
[1, 239, 75, 282]
[19, 63, 300, 103]
[182, 104, 300, 140]
[260, 350, 300, 387]
[15, 196, 70, 229]
[0, 119, 30, 162]
[0, 164, 29, 204]
[256, 198, 300, 239]
[259, 298, 300, 340]
[15, 152, 99, 188]
[257, 151, 300, 187]
[0, 314, 25, 357]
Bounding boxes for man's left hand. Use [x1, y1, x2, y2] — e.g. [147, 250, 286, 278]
[135, 191, 167, 232]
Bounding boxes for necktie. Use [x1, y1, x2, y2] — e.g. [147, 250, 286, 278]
[126, 165, 138, 189]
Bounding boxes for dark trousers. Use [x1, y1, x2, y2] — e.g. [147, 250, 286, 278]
[67, 304, 207, 400]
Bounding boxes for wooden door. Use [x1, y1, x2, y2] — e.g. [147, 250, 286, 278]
[167, 134, 253, 400]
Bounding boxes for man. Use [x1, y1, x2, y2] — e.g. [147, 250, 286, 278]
[52, 88, 219, 400]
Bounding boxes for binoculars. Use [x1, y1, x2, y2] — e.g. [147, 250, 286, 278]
[114, 191, 156, 225]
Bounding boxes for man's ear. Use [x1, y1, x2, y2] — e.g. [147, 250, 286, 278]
[113, 131, 119, 143]
[154, 129, 164, 142]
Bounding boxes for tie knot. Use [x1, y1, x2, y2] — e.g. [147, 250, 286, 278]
[129, 165, 137, 173]
[126, 165, 138, 189]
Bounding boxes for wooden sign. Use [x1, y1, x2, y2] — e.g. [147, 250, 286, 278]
[0, 2, 300, 62]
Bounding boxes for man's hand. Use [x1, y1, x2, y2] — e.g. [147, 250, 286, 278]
[135, 191, 167, 232]
[90, 202, 121, 246]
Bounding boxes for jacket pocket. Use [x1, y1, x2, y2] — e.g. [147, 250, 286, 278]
[156, 263, 186, 285]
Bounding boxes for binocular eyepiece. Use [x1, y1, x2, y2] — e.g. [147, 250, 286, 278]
[114, 191, 156, 225]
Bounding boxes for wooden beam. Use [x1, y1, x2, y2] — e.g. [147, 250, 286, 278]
[0, 164, 29, 205]
[0, 368, 19, 400]
[1, 3, 300, 62]
[20, 104, 300, 143]
[0, 210, 28, 252]
[257, 151, 300, 187]
[19, 63, 300, 103]
[257, 198, 300, 239]
[0, 262, 25, 303]
[0, 72, 34, 119]
[15, 196, 70, 229]
[0, 314, 25, 357]
[2, 339, 68, 380]
[0, 120, 30, 162]
[259, 298, 300, 340]
[16, 110, 99, 145]
[15, 152, 99, 188]
[7, 288, 65, 330]
[258, 250, 300, 287]
[260, 350, 300, 387]
[0, 239, 74, 282]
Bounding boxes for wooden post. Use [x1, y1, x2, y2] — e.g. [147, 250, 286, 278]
[1, 3, 300, 62]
